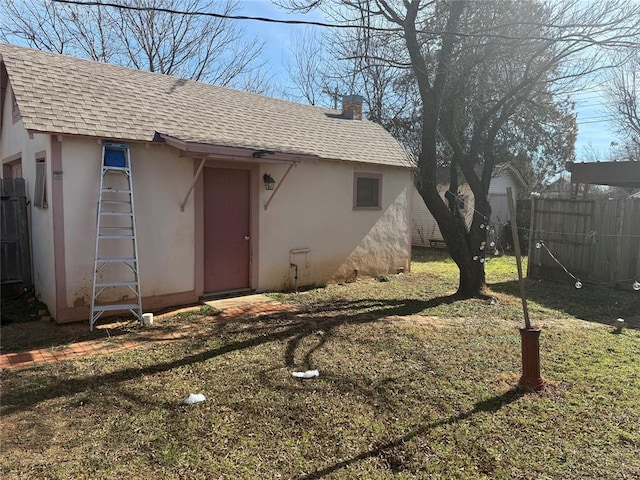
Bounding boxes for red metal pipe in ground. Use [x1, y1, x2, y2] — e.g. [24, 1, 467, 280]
[519, 327, 546, 391]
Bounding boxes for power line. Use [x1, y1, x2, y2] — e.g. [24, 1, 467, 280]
[576, 115, 611, 120]
[50, 0, 640, 46]
[48, 0, 404, 32]
[576, 118, 612, 125]
[572, 95, 610, 102]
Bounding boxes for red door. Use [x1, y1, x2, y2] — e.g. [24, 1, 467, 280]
[203, 168, 251, 292]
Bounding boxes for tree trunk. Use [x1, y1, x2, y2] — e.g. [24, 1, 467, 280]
[417, 182, 489, 299]
[454, 247, 486, 297]
[438, 212, 487, 298]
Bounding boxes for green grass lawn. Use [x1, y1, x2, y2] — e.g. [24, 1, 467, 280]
[1, 250, 639, 479]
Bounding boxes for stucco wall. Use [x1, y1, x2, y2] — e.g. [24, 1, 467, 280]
[60, 138, 195, 309]
[1, 82, 56, 312]
[258, 161, 412, 290]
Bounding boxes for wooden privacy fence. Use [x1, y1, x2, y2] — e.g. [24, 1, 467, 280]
[1, 177, 32, 294]
[528, 197, 640, 286]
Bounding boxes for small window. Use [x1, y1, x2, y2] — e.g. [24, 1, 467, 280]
[34, 157, 47, 208]
[354, 173, 382, 209]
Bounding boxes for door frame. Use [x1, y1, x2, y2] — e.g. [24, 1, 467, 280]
[194, 159, 259, 297]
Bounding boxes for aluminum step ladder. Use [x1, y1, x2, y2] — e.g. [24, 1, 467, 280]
[90, 142, 142, 330]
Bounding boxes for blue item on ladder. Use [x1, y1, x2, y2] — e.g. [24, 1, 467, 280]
[104, 149, 126, 167]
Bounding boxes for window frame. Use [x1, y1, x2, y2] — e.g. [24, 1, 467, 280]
[34, 154, 47, 208]
[2, 153, 22, 178]
[353, 172, 383, 210]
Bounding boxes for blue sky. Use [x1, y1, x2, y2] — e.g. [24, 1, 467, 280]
[238, 1, 620, 162]
[572, 91, 619, 160]
[237, 1, 321, 86]
[4, 0, 616, 161]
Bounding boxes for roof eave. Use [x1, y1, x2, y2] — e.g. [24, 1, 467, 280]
[566, 161, 640, 188]
[499, 163, 528, 188]
[155, 132, 320, 164]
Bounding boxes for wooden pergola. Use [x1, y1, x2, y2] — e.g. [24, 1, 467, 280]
[566, 161, 640, 198]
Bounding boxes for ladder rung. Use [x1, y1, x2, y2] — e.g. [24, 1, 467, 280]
[93, 304, 140, 312]
[97, 257, 137, 263]
[95, 281, 139, 287]
[101, 189, 132, 193]
[99, 212, 134, 216]
[98, 234, 135, 239]
[102, 166, 130, 172]
[101, 200, 131, 204]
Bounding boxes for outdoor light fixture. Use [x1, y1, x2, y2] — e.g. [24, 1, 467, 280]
[263, 173, 275, 190]
[252, 149, 275, 158]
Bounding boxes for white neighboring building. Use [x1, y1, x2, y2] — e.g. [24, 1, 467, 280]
[411, 164, 526, 247]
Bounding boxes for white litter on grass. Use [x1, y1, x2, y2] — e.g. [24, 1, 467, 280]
[292, 370, 319, 379]
[182, 393, 206, 405]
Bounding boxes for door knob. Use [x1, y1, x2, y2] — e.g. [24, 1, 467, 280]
[244, 235, 250, 240]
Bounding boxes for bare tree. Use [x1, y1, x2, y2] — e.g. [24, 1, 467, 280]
[0, 0, 267, 90]
[284, 28, 329, 105]
[282, 0, 640, 297]
[0, 0, 74, 54]
[284, 7, 424, 155]
[606, 49, 640, 159]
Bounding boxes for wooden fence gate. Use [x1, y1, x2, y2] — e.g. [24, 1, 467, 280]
[528, 197, 640, 287]
[1, 177, 32, 295]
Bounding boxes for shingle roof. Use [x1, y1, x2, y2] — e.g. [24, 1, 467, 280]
[0, 43, 411, 168]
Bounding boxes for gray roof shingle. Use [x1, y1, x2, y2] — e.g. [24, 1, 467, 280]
[1, 43, 411, 168]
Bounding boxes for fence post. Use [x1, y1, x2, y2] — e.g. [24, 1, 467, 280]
[636, 200, 640, 282]
[507, 187, 545, 392]
[614, 200, 625, 284]
[507, 188, 530, 329]
[527, 196, 536, 278]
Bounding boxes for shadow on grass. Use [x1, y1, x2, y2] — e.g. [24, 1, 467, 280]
[0, 287, 529, 419]
[300, 388, 525, 479]
[294, 295, 458, 317]
[0, 293, 463, 414]
[0, 311, 373, 414]
[282, 296, 456, 369]
[490, 278, 639, 329]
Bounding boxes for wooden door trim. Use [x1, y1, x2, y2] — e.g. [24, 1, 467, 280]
[194, 161, 259, 298]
